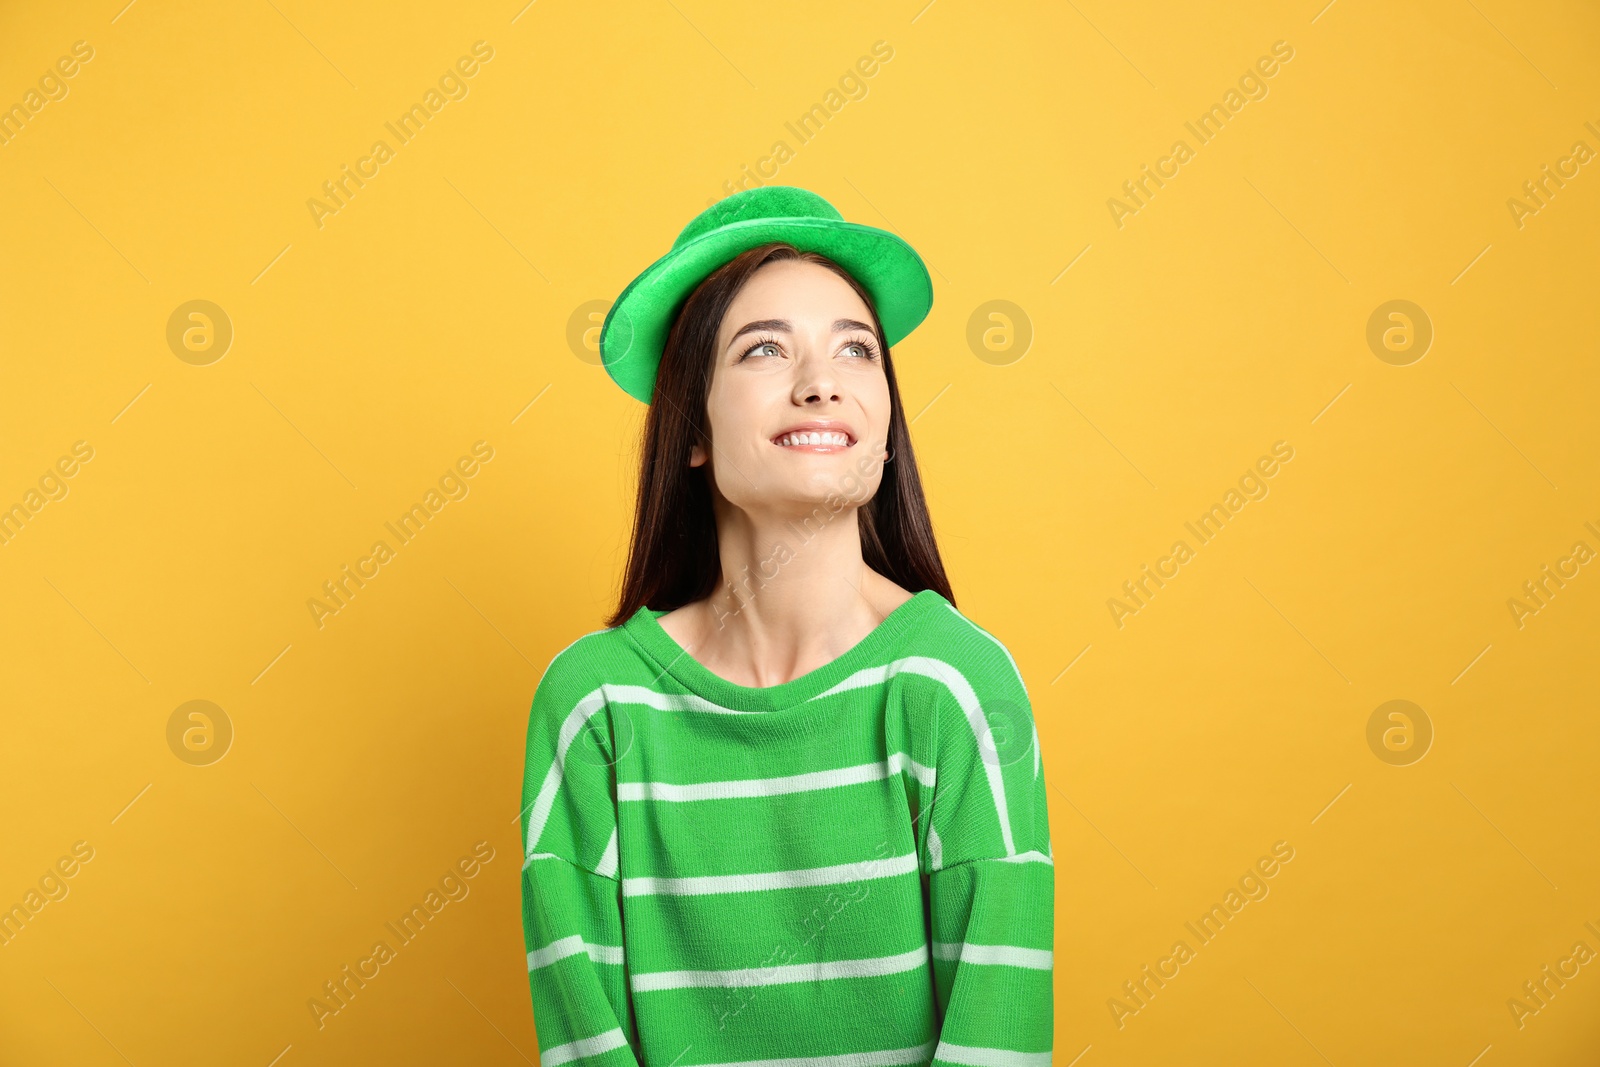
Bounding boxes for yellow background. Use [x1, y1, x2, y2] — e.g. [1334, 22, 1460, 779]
[2, 0, 1598, 1063]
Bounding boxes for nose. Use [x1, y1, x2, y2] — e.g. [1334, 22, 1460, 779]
[792, 344, 843, 406]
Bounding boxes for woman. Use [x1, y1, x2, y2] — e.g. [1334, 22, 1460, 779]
[519, 185, 1053, 1066]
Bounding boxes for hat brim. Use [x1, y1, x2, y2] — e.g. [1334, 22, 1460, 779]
[598, 217, 934, 404]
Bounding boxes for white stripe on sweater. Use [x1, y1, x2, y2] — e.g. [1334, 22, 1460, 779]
[692, 1040, 937, 1067]
[528, 934, 626, 970]
[932, 1042, 1051, 1067]
[524, 689, 609, 858]
[526, 681, 759, 859]
[631, 943, 928, 992]
[931, 941, 1052, 969]
[936, 599, 1031, 699]
[595, 827, 619, 878]
[528, 652, 1018, 861]
[618, 751, 935, 802]
[814, 657, 1017, 856]
[1000, 850, 1052, 866]
[935, 600, 1044, 789]
[925, 848, 1051, 876]
[602, 683, 758, 715]
[538, 627, 618, 683]
[539, 1026, 628, 1067]
[623, 851, 918, 897]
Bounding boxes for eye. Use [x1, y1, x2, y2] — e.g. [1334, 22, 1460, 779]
[737, 335, 784, 361]
[843, 337, 880, 361]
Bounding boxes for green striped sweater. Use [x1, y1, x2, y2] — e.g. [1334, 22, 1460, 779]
[518, 588, 1054, 1067]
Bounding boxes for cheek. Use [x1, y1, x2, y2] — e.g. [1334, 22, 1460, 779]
[707, 377, 779, 447]
[698, 397, 763, 489]
[707, 411, 757, 457]
[857, 373, 893, 438]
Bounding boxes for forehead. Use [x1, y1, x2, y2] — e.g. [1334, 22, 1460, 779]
[718, 259, 872, 337]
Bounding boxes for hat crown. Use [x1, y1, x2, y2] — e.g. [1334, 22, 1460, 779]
[672, 186, 843, 250]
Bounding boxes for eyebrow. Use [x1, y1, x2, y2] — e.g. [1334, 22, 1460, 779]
[726, 318, 876, 351]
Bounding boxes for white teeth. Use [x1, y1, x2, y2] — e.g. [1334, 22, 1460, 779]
[776, 431, 849, 447]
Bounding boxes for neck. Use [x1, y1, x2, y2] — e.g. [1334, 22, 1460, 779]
[697, 493, 889, 686]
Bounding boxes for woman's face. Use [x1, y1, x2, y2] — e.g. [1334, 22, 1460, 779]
[690, 257, 892, 516]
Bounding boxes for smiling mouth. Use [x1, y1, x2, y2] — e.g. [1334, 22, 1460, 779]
[771, 430, 854, 451]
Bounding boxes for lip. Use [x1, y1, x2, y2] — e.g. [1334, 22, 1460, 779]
[769, 420, 857, 450]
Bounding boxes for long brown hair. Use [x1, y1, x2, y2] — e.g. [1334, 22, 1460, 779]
[606, 242, 954, 628]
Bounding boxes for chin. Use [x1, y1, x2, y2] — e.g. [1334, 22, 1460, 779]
[792, 471, 874, 509]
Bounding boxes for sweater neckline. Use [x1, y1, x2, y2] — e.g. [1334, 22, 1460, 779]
[622, 589, 941, 712]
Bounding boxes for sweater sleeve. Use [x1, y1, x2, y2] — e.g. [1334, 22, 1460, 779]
[921, 625, 1055, 1063]
[519, 643, 642, 1066]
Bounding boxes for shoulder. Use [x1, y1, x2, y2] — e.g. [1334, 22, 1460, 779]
[528, 622, 630, 723]
[544, 620, 625, 673]
[522, 623, 634, 791]
[906, 593, 1030, 702]
[910, 599, 1051, 867]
